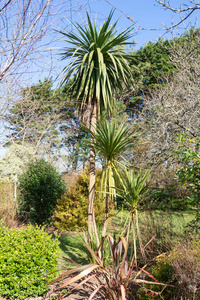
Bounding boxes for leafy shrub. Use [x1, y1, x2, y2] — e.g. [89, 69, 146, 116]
[54, 192, 88, 232]
[18, 158, 66, 225]
[137, 253, 177, 299]
[54, 168, 106, 232]
[0, 224, 60, 299]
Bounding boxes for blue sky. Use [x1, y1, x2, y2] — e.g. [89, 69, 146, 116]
[11, 0, 198, 89]
[69, 0, 200, 50]
[38, 0, 200, 86]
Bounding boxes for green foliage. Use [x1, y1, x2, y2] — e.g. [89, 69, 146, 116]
[116, 168, 151, 213]
[175, 134, 200, 232]
[140, 187, 192, 211]
[131, 38, 174, 95]
[8, 79, 69, 142]
[6, 79, 76, 161]
[131, 28, 200, 99]
[18, 158, 66, 225]
[54, 168, 105, 232]
[87, 119, 140, 203]
[54, 193, 88, 232]
[151, 255, 175, 283]
[115, 168, 151, 262]
[0, 224, 60, 299]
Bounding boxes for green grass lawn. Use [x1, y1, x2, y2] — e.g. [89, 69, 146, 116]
[58, 210, 195, 269]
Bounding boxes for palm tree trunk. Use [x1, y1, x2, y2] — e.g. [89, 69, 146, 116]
[135, 210, 146, 262]
[88, 100, 100, 249]
[102, 176, 110, 237]
[130, 212, 137, 266]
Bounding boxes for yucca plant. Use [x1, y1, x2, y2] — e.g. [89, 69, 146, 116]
[116, 168, 151, 263]
[85, 119, 140, 237]
[51, 234, 163, 300]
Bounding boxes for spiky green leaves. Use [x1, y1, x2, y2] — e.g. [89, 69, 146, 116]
[59, 10, 135, 116]
[85, 119, 140, 200]
[116, 168, 151, 212]
[89, 119, 139, 163]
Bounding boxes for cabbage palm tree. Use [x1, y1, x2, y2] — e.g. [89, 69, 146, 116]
[59, 10, 135, 239]
[116, 168, 151, 262]
[88, 119, 140, 236]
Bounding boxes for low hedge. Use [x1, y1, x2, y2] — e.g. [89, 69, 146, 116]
[0, 224, 60, 299]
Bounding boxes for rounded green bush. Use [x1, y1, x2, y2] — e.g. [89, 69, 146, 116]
[0, 224, 60, 299]
[18, 158, 66, 225]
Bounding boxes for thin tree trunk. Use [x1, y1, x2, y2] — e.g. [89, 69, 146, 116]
[72, 142, 80, 172]
[102, 176, 110, 237]
[130, 212, 137, 266]
[88, 101, 100, 250]
[135, 210, 146, 262]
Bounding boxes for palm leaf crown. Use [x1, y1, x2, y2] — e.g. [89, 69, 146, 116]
[59, 10, 135, 116]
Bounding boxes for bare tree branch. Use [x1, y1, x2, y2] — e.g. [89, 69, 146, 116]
[0, 0, 12, 13]
[139, 33, 200, 166]
[156, 0, 200, 29]
[104, 0, 135, 23]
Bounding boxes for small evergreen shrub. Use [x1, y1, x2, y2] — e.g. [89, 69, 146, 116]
[54, 168, 106, 232]
[0, 224, 60, 299]
[18, 158, 66, 225]
[54, 192, 88, 231]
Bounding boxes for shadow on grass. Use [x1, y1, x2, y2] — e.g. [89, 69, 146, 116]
[58, 233, 90, 267]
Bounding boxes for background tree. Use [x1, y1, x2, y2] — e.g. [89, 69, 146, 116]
[0, 0, 99, 153]
[119, 38, 176, 125]
[131, 28, 200, 167]
[0, 144, 35, 202]
[59, 10, 135, 239]
[5, 79, 83, 169]
[0, 0, 52, 83]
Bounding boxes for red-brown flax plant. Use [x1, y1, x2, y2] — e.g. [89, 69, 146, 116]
[51, 234, 163, 300]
